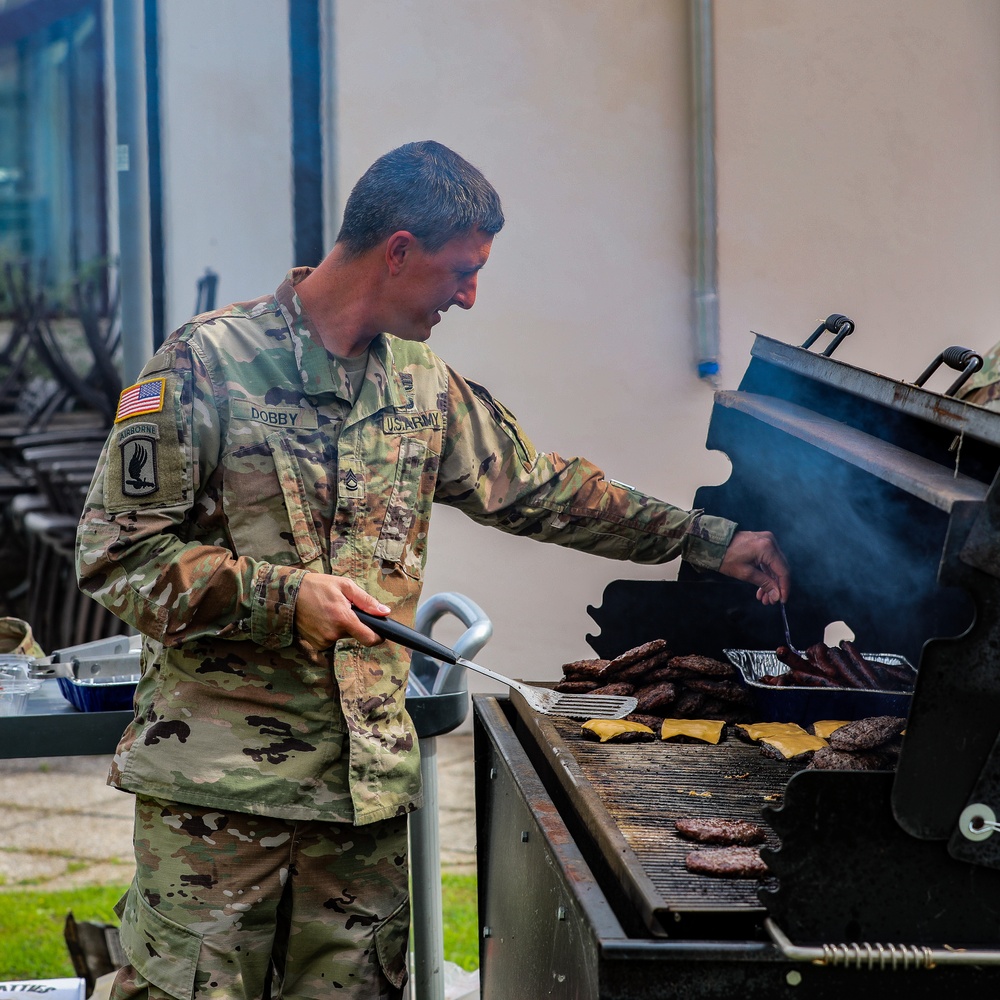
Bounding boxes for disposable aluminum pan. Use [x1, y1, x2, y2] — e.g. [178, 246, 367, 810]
[725, 648, 915, 724]
[57, 673, 140, 712]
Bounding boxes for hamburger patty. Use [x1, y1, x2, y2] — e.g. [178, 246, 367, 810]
[684, 847, 769, 879]
[674, 817, 766, 846]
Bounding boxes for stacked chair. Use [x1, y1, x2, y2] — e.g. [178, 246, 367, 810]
[0, 262, 128, 653]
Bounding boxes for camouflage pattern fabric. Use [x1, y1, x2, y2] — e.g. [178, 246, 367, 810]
[109, 794, 408, 1000]
[958, 341, 1000, 410]
[76, 267, 736, 826]
[0, 616, 44, 657]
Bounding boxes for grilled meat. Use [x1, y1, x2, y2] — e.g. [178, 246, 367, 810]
[555, 679, 599, 693]
[634, 682, 678, 713]
[684, 846, 769, 879]
[616, 650, 673, 680]
[589, 681, 636, 698]
[667, 654, 738, 678]
[684, 677, 750, 702]
[675, 818, 765, 845]
[767, 642, 914, 692]
[808, 746, 893, 771]
[607, 638, 670, 672]
[560, 658, 613, 680]
[625, 712, 666, 730]
[827, 715, 906, 752]
[580, 719, 655, 743]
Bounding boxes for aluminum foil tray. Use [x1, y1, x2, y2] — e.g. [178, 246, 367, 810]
[724, 649, 915, 724]
[58, 674, 139, 712]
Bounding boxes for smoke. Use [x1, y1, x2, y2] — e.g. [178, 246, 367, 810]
[693, 350, 975, 663]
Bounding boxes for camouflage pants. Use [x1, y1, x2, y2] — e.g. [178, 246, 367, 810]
[110, 795, 410, 1000]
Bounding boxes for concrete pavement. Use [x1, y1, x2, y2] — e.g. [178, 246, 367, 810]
[0, 732, 477, 891]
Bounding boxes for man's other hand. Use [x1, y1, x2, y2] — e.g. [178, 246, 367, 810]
[717, 530, 790, 605]
[294, 574, 391, 650]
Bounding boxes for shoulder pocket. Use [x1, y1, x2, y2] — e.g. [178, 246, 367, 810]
[117, 880, 201, 999]
[373, 435, 429, 578]
[466, 379, 537, 472]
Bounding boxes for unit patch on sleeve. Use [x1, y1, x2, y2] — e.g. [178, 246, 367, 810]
[104, 376, 186, 514]
[118, 422, 160, 498]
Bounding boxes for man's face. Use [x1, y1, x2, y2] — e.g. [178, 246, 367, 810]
[385, 229, 493, 342]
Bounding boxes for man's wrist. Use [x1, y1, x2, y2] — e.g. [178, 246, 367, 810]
[250, 564, 309, 648]
[680, 513, 737, 572]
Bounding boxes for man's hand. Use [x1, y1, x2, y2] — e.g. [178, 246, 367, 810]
[717, 530, 790, 605]
[294, 574, 391, 650]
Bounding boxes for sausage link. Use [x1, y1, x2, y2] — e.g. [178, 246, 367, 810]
[839, 641, 882, 688]
[775, 646, 812, 671]
[826, 646, 866, 688]
[786, 669, 839, 688]
[806, 644, 842, 681]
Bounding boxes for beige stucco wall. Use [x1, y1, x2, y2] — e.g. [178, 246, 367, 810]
[714, 0, 1000, 382]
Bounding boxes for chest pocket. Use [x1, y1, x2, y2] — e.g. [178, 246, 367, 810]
[222, 423, 326, 571]
[268, 431, 325, 569]
[373, 434, 435, 580]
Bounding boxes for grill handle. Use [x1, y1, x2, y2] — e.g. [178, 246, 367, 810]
[801, 313, 855, 356]
[913, 346, 983, 397]
[765, 918, 1000, 969]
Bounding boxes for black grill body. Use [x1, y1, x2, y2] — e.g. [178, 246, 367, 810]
[474, 332, 1000, 996]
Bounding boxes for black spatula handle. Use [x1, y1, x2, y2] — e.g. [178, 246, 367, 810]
[353, 607, 459, 665]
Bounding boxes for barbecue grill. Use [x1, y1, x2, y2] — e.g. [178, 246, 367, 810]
[473, 320, 1000, 997]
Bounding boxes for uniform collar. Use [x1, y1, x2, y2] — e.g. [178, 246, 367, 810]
[274, 268, 408, 417]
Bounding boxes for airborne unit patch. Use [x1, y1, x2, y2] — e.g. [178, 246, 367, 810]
[118, 422, 160, 498]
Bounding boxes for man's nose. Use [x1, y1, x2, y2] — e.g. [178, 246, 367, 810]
[452, 274, 478, 310]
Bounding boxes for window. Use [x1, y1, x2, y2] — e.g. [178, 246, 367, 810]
[0, 0, 106, 305]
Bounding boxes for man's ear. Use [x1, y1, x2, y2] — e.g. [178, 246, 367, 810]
[385, 231, 418, 275]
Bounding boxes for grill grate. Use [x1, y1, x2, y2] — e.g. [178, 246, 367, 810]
[514, 696, 803, 936]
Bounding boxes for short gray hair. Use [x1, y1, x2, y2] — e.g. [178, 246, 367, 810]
[335, 141, 504, 257]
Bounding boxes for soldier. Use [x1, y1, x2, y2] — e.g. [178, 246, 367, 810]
[958, 341, 1000, 409]
[76, 140, 789, 1000]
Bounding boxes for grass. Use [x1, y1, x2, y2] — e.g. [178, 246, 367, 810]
[0, 876, 480, 981]
[0, 884, 127, 981]
[440, 873, 479, 971]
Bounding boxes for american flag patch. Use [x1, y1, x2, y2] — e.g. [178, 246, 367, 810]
[115, 378, 166, 422]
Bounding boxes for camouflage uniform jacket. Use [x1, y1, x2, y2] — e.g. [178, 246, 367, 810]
[76, 269, 737, 825]
[959, 340, 1000, 410]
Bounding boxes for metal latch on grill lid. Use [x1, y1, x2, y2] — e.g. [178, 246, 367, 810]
[913, 345, 983, 398]
[800, 313, 855, 357]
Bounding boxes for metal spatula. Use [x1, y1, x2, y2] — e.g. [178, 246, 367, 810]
[354, 609, 638, 720]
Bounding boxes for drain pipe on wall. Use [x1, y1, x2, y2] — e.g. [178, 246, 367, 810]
[113, 0, 155, 384]
[690, 0, 720, 384]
